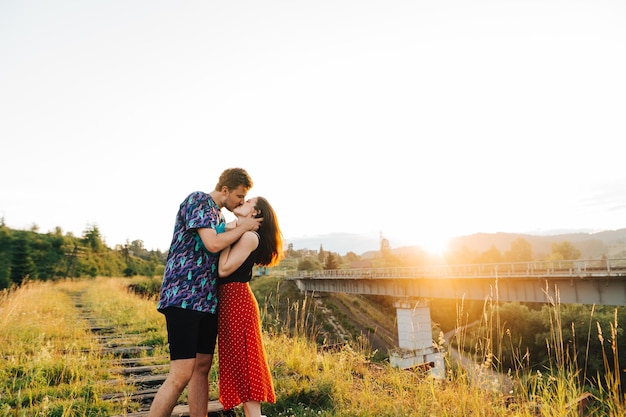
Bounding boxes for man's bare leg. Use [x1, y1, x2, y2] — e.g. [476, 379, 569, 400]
[188, 353, 213, 417]
[147, 358, 195, 417]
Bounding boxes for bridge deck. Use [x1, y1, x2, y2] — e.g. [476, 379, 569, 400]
[288, 258, 626, 306]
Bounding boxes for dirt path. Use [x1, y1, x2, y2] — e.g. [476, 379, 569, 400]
[444, 323, 513, 394]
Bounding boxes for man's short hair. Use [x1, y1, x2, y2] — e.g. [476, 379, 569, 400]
[215, 168, 253, 191]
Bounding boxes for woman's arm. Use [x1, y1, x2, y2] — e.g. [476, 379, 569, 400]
[218, 231, 259, 277]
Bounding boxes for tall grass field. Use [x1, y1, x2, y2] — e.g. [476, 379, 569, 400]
[1, 276, 625, 416]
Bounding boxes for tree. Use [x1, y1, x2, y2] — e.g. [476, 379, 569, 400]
[324, 252, 341, 270]
[128, 239, 150, 259]
[549, 241, 581, 260]
[476, 245, 503, 264]
[82, 224, 106, 253]
[504, 237, 533, 262]
[495, 302, 544, 370]
[10, 234, 36, 284]
[33, 232, 66, 279]
[298, 256, 322, 271]
[285, 243, 300, 259]
[0, 224, 11, 289]
[344, 251, 360, 263]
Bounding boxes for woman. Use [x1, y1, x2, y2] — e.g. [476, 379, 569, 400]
[217, 196, 283, 417]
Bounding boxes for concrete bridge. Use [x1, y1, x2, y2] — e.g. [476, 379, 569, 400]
[287, 258, 626, 376]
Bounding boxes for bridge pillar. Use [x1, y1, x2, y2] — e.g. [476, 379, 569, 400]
[389, 299, 444, 379]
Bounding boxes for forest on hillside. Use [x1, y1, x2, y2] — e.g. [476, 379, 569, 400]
[0, 221, 166, 289]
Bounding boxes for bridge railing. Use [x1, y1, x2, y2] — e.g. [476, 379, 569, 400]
[287, 258, 626, 280]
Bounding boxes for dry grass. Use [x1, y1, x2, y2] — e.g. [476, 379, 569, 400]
[1, 277, 625, 416]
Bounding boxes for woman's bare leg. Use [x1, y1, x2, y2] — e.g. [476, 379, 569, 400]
[242, 400, 262, 417]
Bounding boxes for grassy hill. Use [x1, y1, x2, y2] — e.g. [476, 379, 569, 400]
[2, 276, 625, 416]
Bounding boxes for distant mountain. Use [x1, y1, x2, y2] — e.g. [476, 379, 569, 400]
[285, 232, 380, 255]
[448, 228, 626, 259]
[286, 228, 626, 259]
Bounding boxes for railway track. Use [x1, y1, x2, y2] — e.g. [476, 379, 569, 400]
[72, 295, 228, 416]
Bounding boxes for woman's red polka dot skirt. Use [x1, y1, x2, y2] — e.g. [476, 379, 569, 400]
[217, 282, 276, 410]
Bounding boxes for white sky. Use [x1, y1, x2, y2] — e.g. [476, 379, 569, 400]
[1, 0, 625, 254]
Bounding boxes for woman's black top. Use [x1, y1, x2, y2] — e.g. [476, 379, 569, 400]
[219, 235, 260, 285]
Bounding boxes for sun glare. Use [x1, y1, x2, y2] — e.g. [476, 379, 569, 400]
[416, 235, 451, 257]
[385, 227, 453, 259]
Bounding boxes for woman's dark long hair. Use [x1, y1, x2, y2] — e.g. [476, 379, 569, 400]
[254, 196, 283, 267]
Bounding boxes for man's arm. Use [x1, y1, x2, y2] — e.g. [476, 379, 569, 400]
[196, 216, 261, 253]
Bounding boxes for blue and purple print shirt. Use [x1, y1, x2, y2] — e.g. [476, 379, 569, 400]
[157, 191, 224, 314]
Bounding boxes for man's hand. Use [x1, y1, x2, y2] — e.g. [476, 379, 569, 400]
[238, 216, 262, 231]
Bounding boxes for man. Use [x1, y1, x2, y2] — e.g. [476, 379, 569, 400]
[148, 168, 262, 417]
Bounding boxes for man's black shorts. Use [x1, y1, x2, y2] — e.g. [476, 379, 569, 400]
[161, 307, 218, 360]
